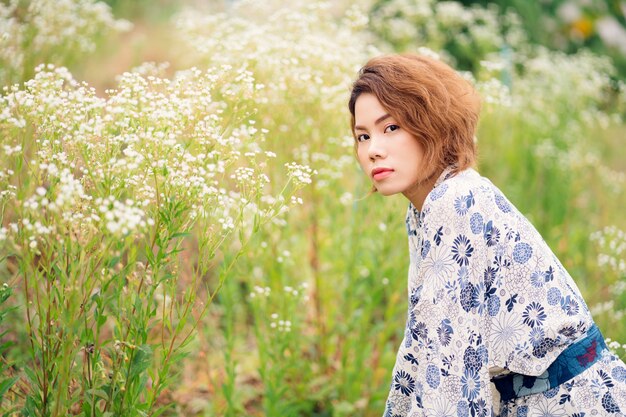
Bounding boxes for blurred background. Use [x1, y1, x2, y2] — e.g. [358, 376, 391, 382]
[1, 0, 625, 416]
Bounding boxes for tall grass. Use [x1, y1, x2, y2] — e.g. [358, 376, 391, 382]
[0, 62, 310, 415]
[0, 0, 131, 87]
[1, 0, 625, 416]
[172, 1, 625, 415]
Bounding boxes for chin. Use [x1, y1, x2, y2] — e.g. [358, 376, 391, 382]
[375, 186, 402, 196]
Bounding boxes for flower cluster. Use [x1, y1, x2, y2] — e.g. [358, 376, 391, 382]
[590, 226, 626, 329]
[606, 337, 626, 357]
[283, 282, 310, 302]
[0, 60, 307, 253]
[15, 166, 98, 250]
[249, 281, 310, 303]
[95, 196, 153, 237]
[20, 218, 53, 250]
[591, 226, 626, 276]
[284, 162, 316, 187]
[0, 0, 131, 85]
[369, 0, 527, 67]
[548, 0, 626, 54]
[29, 168, 89, 211]
[367, 0, 625, 132]
[231, 166, 270, 193]
[174, 0, 373, 192]
[269, 313, 292, 332]
[510, 48, 620, 124]
[590, 300, 625, 322]
[249, 285, 271, 299]
[472, 73, 512, 108]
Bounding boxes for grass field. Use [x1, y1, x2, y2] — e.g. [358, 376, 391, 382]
[1, 1, 625, 416]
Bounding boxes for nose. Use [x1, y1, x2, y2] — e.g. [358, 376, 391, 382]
[367, 135, 386, 161]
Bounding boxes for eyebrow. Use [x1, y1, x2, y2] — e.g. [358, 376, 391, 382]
[354, 113, 392, 131]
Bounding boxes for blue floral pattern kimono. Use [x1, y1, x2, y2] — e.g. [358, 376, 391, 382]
[384, 167, 626, 417]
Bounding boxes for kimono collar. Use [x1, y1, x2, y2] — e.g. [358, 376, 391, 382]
[408, 166, 457, 211]
[406, 165, 458, 232]
[434, 165, 456, 189]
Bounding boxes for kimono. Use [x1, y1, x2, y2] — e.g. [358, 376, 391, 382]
[383, 167, 626, 417]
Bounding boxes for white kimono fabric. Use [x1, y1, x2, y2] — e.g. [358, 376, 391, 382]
[383, 167, 626, 417]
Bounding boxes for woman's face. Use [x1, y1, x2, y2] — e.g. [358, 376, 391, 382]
[354, 93, 428, 198]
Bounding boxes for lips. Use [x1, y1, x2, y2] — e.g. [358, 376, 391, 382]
[371, 167, 394, 181]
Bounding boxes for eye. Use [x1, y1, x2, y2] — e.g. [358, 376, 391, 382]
[356, 133, 370, 142]
[384, 124, 400, 133]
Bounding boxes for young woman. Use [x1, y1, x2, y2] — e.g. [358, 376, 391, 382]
[348, 53, 626, 416]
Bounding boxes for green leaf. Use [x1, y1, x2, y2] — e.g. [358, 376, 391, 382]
[96, 312, 108, 327]
[22, 367, 39, 387]
[0, 340, 14, 353]
[81, 401, 92, 415]
[0, 287, 12, 303]
[2, 406, 20, 417]
[0, 376, 18, 399]
[22, 395, 39, 416]
[128, 344, 153, 380]
[85, 387, 110, 401]
[83, 327, 95, 341]
[145, 248, 155, 265]
[151, 403, 175, 417]
[107, 256, 121, 269]
[169, 231, 190, 240]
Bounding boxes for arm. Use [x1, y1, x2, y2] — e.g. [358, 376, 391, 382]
[384, 178, 495, 416]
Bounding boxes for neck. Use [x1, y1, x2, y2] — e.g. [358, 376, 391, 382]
[403, 168, 442, 211]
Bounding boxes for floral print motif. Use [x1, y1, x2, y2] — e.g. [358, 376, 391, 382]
[522, 302, 547, 328]
[394, 370, 416, 396]
[452, 235, 474, 266]
[422, 243, 456, 288]
[512, 242, 533, 264]
[383, 168, 626, 416]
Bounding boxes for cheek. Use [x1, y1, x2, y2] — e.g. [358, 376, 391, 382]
[407, 140, 426, 164]
[356, 147, 368, 168]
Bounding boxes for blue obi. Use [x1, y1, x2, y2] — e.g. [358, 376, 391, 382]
[492, 323, 608, 402]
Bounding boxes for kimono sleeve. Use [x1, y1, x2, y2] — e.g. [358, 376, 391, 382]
[383, 184, 496, 417]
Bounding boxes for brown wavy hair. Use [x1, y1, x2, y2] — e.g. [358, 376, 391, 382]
[348, 53, 481, 186]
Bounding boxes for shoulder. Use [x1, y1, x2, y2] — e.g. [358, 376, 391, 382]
[424, 169, 493, 215]
[420, 168, 524, 233]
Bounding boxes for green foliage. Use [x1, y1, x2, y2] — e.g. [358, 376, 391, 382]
[175, 1, 626, 414]
[0, 284, 18, 411]
[1, 0, 625, 416]
[0, 0, 130, 86]
[0, 52, 308, 416]
[460, 0, 626, 78]
[369, 0, 528, 72]
[102, 0, 180, 21]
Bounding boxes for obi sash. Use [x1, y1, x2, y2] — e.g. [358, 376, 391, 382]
[491, 323, 608, 402]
